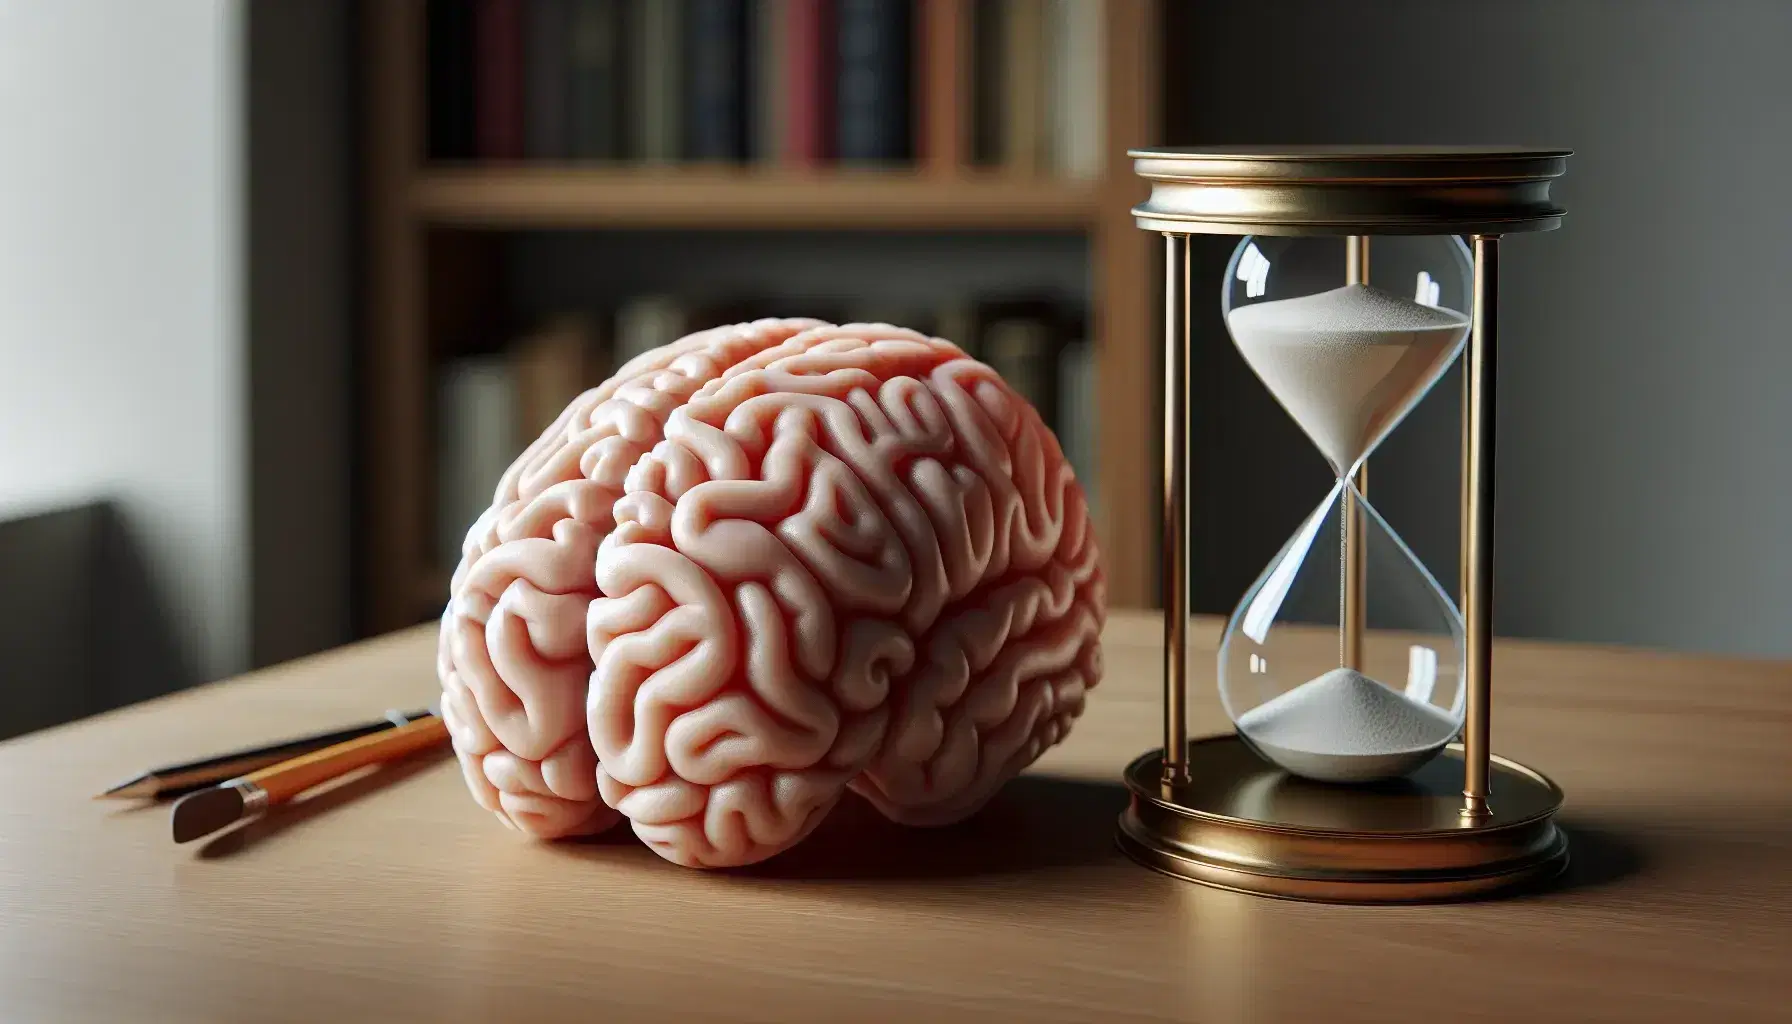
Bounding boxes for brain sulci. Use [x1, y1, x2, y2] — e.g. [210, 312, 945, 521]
[437, 319, 1106, 868]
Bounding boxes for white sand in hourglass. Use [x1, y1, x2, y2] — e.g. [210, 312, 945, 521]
[1228, 283, 1469, 781]
[1229, 283, 1468, 476]
[1237, 668, 1461, 782]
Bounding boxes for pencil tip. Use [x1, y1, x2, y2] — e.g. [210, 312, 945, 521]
[96, 776, 156, 800]
[171, 787, 248, 844]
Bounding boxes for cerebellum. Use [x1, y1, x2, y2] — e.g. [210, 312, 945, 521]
[438, 319, 1105, 867]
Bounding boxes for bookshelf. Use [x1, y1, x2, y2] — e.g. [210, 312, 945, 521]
[361, 0, 1161, 636]
[414, 167, 1101, 228]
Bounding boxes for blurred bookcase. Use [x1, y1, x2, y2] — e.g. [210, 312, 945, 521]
[361, 0, 1160, 635]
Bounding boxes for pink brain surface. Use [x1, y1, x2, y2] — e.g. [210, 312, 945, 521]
[437, 318, 1106, 868]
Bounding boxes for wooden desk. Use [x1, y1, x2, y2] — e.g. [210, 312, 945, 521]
[2, 613, 1787, 1022]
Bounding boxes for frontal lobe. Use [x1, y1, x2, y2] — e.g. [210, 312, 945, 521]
[438, 318, 1105, 867]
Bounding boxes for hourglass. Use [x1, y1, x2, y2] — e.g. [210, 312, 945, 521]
[1116, 147, 1573, 902]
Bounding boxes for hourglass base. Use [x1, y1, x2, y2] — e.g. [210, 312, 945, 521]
[1116, 735, 1568, 904]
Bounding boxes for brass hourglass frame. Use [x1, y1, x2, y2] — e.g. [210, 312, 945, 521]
[1116, 146, 1572, 903]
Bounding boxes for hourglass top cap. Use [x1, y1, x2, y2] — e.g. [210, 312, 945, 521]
[1129, 145, 1570, 237]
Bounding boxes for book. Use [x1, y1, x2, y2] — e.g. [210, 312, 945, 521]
[614, 295, 689, 370]
[969, 0, 1003, 165]
[934, 299, 976, 358]
[835, 0, 911, 163]
[782, 0, 834, 164]
[752, 0, 790, 163]
[427, 0, 477, 159]
[474, 0, 527, 160]
[1057, 338, 1096, 509]
[630, 0, 683, 161]
[568, 0, 623, 159]
[1001, 0, 1047, 173]
[524, 0, 571, 159]
[1047, 0, 1104, 179]
[436, 356, 520, 569]
[915, 0, 968, 171]
[981, 313, 1054, 424]
[684, 0, 749, 161]
[512, 315, 599, 441]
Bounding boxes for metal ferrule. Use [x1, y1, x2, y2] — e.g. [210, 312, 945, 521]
[227, 779, 271, 819]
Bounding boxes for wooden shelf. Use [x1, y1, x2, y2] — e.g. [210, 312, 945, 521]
[412, 166, 1102, 231]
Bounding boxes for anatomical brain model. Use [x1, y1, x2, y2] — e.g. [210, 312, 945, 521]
[437, 318, 1105, 868]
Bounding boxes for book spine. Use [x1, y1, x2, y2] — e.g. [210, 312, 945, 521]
[1001, 0, 1045, 173]
[782, 0, 833, 164]
[568, 0, 623, 159]
[684, 0, 748, 161]
[475, 0, 527, 160]
[968, 0, 1003, 165]
[934, 299, 976, 359]
[752, 0, 789, 164]
[524, 0, 571, 158]
[427, 0, 478, 159]
[1051, 0, 1104, 179]
[436, 357, 520, 569]
[916, 0, 967, 173]
[512, 316, 595, 440]
[1057, 338, 1096, 505]
[835, 0, 910, 163]
[614, 295, 689, 370]
[982, 317, 1053, 420]
[631, 0, 683, 161]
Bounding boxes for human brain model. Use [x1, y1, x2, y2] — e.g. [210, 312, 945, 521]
[437, 319, 1105, 868]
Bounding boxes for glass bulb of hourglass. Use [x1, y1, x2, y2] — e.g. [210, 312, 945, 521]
[1225, 236, 1472, 476]
[1219, 234, 1473, 782]
[1219, 480, 1466, 782]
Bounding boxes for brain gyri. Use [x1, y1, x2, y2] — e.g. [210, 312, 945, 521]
[437, 319, 1106, 868]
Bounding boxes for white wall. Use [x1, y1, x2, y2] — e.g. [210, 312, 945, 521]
[0, 1, 245, 680]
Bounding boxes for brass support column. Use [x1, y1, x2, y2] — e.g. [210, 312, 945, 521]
[1461, 348, 1471, 614]
[1461, 235, 1500, 820]
[1161, 233, 1191, 785]
[1342, 236, 1370, 669]
[1344, 234, 1370, 283]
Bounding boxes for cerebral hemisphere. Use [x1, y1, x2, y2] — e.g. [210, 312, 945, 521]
[437, 319, 1106, 868]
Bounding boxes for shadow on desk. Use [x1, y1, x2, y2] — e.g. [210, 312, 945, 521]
[1539, 817, 1649, 896]
[542, 773, 1134, 890]
[195, 751, 449, 858]
[547, 783, 1666, 902]
[746, 774, 1134, 883]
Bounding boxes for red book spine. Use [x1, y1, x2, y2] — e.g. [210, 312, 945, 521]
[783, 0, 835, 165]
[475, 0, 526, 161]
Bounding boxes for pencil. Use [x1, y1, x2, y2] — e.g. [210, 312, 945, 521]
[95, 708, 435, 800]
[170, 714, 451, 844]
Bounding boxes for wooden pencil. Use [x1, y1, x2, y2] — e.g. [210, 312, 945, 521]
[96, 708, 434, 800]
[170, 714, 450, 843]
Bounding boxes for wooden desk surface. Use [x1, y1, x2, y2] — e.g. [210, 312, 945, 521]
[3, 612, 1787, 1023]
